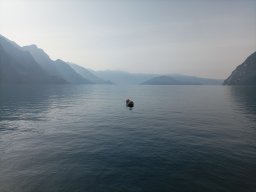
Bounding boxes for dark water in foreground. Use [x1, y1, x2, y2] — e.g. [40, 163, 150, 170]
[0, 85, 256, 192]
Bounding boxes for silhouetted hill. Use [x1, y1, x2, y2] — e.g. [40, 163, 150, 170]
[23, 45, 90, 84]
[0, 35, 65, 84]
[69, 63, 112, 84]
[223, 51, 256, 85]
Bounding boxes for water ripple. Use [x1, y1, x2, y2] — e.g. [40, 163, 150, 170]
[0, 85, 256, 192]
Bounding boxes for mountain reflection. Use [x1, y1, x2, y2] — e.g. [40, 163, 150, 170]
[0, 85, 92, 132]
[228, 86, 256, 115]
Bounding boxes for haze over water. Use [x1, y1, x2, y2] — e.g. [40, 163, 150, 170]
[0, 85, 255, 192]
[1, 0, 255, 78]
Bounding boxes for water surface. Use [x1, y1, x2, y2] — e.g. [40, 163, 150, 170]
[0, 85, 255, 192]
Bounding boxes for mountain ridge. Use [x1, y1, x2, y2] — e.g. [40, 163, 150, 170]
[22, 45, 91, 84]
[0, 36, 65, 84]
[69, 63, 112, 84]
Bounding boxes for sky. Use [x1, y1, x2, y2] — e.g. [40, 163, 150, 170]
[0, 0, 255, 78]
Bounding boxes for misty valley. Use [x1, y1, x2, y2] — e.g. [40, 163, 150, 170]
[0, 17, 256, 192]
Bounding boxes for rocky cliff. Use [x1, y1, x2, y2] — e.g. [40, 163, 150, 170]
[224, 52, 256, 85]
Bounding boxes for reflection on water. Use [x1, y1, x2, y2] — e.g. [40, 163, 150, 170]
[0, 85, 256, 192]
[228, 86, 256, 115]
[0, 85, 89, 133]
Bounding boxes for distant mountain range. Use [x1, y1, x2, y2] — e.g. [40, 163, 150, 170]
[69, 63, 112, 84]
[141, 75, 223, 85]
[91, 70, 157, 85]
[0, 34, 224, 85]
[223, 51, 256, 85]
[91, 70, 223, 85]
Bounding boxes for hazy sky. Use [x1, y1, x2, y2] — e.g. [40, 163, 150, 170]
[0, 0, 255, 78]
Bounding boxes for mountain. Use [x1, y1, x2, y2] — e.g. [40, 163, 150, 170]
[53, 59, 90, 84]
[69, 63, 112, 84]
[170, 74, 223, 85]
[142, 75, 223, 85]
[0, 34, 225, 85]
[141, 75, 201, 85]
[22, 45, 90, 84]
[92, 70, 157, 85]
[0, 35, 65, 84]
[93, 70, 223, 85]
[223, 51, 256, 85]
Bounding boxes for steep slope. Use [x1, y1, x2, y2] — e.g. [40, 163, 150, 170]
[0, 36, 65, 84]
[224, 52, 256, 85]
[23, 45, 90, 84]
[69, 63, 112, 84]
[22, 45, 59, 75]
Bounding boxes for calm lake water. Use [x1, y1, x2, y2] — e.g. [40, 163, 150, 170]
[0, 85, 256, 192]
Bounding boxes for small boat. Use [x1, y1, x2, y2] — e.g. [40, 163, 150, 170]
[126, 99, 134, 108]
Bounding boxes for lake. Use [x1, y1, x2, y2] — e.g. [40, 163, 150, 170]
[0, 85, 255, 192]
